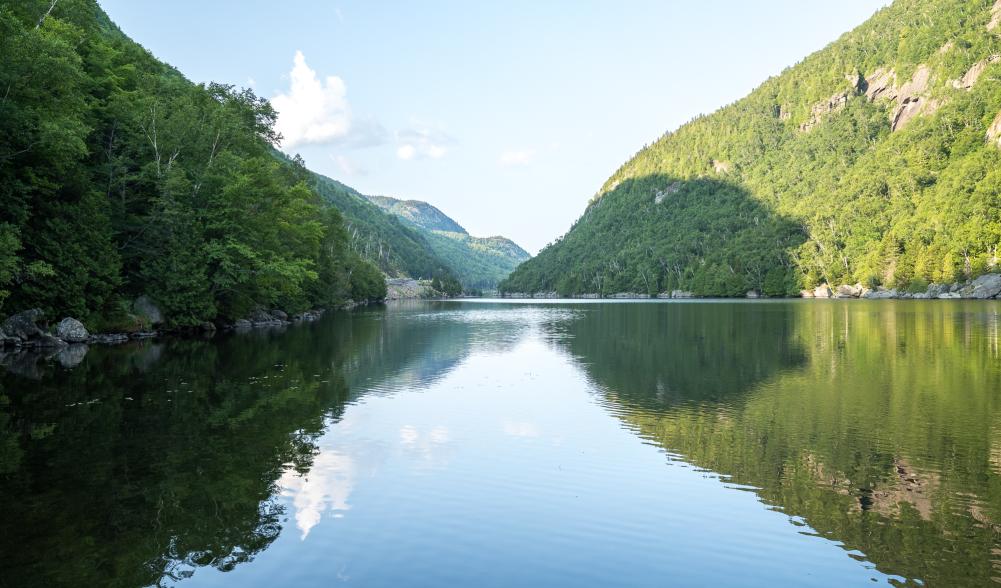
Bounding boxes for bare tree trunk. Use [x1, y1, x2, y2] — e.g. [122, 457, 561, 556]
[36, 0, 58, 29]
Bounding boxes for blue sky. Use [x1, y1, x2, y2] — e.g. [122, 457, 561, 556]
[99, 0, 889, 253]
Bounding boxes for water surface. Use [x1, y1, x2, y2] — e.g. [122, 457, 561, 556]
[2, 300, 1000, 587]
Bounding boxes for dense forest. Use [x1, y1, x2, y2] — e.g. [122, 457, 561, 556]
[366, 195, 531, 289]
[502, 0, 1001, 297]
[0, 0, 390, 328]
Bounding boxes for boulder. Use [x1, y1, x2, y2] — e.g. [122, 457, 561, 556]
[248, 309, 281, 325]
[233, 319, 252, 329]
[132, 296, 164, 326]
[937, 292, 961, 299]
[800, 289, 815, 298]
[270, 310, 289, 321]
[746, 290, 761, 299]
[1, 309, 45, 341]
[671, 290, 695, 299]
[863, 288, 898, 299]
[926, 283, 948, 298]
[960, 273, 1001, 299]
[814, 285, 833, 298]
[835, 284, 862, 298]
[55, 318, 89, 343]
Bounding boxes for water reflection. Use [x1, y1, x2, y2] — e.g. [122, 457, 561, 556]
[2, 300, 999, 587]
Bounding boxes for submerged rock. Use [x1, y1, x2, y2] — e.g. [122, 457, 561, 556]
[55, 318, 89, 343]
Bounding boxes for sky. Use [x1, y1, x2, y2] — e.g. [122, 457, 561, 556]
[98, 0, 889, 254]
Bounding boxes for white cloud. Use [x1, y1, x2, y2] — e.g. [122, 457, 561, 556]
[396, 125, 452, 161]
[498, 149, 536, 167]
[272, 51, 352, 149]
[397, 144, 417, 161]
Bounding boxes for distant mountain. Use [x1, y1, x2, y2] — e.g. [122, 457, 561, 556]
[366, 195, 530, 289]
[308, 172, 455, 280]
[502, 0, 1001, 297]
[366, 196, 467, 233]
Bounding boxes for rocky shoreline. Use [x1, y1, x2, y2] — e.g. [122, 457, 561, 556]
[0, 297, 382, 355]
[501, 274, 1001, 301]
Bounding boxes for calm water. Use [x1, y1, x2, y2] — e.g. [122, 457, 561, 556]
[2, 300, 1001, 587]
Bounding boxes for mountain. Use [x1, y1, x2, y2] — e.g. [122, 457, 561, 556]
[366, 196, 467, 233]
[307, 171, 455, 280]
[501, 0, 1001, 297]
[0, 0, 388, 327]
[366, 195, 531, 289]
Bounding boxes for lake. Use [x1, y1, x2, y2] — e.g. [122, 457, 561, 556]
[2, 299, 1000, 587]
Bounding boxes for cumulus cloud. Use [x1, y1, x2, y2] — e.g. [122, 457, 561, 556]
[272, 51, 352, 149]
[396, 126, 452, 161]
[498, 149, 536, 167]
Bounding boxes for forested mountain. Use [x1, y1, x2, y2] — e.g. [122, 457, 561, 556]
[307, 172, 455, 280]
[367, 195, 531, 289]
[502, 0, 1001, 297]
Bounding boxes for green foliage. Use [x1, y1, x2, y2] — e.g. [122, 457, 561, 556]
[0, 1, 387, 326]
[502, 0, 1001, 296]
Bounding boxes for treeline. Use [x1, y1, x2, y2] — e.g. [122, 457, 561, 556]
[0, 1, 385, 329]
[502, 0, 1001, 297]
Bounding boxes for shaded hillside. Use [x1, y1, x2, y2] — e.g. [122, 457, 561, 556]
[502, 0, 1001, 297]
[367, 195, 530, 289]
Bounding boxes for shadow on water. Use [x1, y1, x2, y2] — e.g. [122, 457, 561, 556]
[0, 303, 526, 588]
[550, 300, 1001, 587]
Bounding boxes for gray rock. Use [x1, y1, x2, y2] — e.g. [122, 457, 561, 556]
[937, 292, 961, 299]
[132, 296, 164, 326]
[800, 289, 815, 298]
[233, 319, 252, 329]
[814, 285, 833, 299]
[746, 290, 761, 299]
[270, 310, 289, 321]
[863, 288, 898, 299]
[926, 283, 948, 298]
[835, 284, 862, 298]
[55, 344, 89, 369]
[248, 309, 281, 325]
[960, 274, 1001, 299]
[671, 290, 695, 299]
[1, 308, 45, 341]
[55, 318, 89, 343]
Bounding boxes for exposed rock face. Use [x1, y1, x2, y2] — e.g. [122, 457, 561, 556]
[132, 296, 163, 326]
[990, 0, 1001, 31]
[951, 55, 999, 90]
[711, 159, 732, 174]
[800, 91, 852, 132]
[1, 309, 45, 342]
[988, 110, 1001, 148]
[653, 182, 681, 204]
[863, 65, 941, 131]
[386, 278, 432, 300]
[55, 318, 89, 343]
[960, 273, 1001, 299]
[864, 68, 897, 101]
[670, 290, 695, 299]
